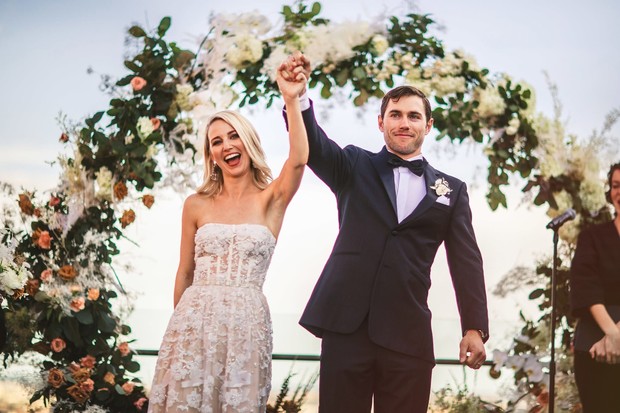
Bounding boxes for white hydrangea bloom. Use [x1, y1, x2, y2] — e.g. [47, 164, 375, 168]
[175, 84, 195, 112]
[431, 75, 467, 97]
[261, 44, 290, 82]
[371, 34, 389, 55]
[225, 33, 264, 70]
[475, 85, 506, 118]
[506, 117, 521, 135]
[0, 257, 30, 294]
[579, 177, 606, 213]
[95, 167, 114, 202]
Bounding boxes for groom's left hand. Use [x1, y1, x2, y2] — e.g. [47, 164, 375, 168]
[459, 330, 486, 370]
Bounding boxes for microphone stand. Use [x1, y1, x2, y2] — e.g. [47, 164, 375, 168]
[548, 228, 559, 413]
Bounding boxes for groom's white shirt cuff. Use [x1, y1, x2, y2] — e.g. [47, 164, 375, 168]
[282, 91, 310, 112]
[298, 91, 310, 111]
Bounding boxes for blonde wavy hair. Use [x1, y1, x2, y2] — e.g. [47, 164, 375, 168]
[197, 110, 272, 197]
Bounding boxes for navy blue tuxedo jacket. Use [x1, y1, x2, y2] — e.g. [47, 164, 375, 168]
[297, 103, 489, 363]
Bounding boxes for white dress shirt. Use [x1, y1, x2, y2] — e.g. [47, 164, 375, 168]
[296, 92, 426, 222]
[391, 154, 426, 223]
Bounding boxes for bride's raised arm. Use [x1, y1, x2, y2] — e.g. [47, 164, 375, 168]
[267, 57, 309, 207]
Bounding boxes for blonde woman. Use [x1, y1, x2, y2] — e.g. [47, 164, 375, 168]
[148, 66, 308, 412]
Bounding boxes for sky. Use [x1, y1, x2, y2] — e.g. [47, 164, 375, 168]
[1, 0, 619, 397]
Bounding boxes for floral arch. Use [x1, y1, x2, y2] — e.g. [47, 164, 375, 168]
[0, 1, 617, 412]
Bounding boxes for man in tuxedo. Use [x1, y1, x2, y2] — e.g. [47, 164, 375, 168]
[279, 53, 489, 413]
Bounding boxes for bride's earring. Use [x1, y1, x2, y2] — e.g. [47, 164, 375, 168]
[210, 163, 218, 181]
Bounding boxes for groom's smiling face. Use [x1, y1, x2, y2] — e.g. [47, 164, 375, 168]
[378, 95, 433, 159]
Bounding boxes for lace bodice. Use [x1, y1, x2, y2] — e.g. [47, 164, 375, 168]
[148, 223, 276, 413]
[193, 223, 276, 290]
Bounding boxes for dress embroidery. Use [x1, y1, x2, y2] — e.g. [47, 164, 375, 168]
[148, 224, 275, 413]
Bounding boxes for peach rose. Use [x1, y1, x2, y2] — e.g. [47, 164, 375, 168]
[150, 117, 161, 130]
[40, 268, 53, 282]
[120, 209, 136, 228]
[130, 76, 147, 92]
[70, 297, 86, 312]
[87, 288, 100, 301]
[25, 279, 40, 296]
[103, 372, 115, 385]
[68, 361, 81, 373]
[58, 265, 77, 281]
[118, 342, 130, 357]
[67, 384, 90, 403]
[18, 193, 35, 215]
[80, 378, 94, 393]
[47, 368, 65, 388]
[71, 367, 91, 384]
[134, 397, 148, 410]
[113, 181, 128, 201]
[121, 381, 135, 395]
[80, 355, 97, 369]
[50, 338, 66, 353]
[37, 230, 52, 249]
[142, 194, 155, 209]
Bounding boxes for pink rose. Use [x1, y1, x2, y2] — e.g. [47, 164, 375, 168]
[80, 354, 97, 369]
[121, 381, 135, 395]
[37, 231, 52, 249]
[40, 269, 53, 282]
[87, 288, 100, 301]
[134, 397, 147, 409]
[150, 117, 161, 130]
[130, 76, 147, 92]
[70, 296, 85, 312]
[80, 378, 95, 393]
[118, 342, 130, 357]
[50, 338, 66, 353]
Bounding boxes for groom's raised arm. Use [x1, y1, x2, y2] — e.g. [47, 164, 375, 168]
[279, 53, 355, 192]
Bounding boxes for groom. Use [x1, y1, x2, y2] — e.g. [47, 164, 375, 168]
[279, 53, 489, 413]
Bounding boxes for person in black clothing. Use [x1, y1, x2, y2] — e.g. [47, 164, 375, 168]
[570, 162, 620, 412]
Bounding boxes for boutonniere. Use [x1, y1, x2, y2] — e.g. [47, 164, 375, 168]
[430, 178, 452, 197]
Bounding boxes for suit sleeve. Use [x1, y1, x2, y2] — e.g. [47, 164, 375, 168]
[284, 101, 355, 192]
[444, 182, 489, 340]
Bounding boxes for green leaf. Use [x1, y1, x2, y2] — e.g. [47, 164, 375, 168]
[157, 17, 172, 37]
[311, 2, 321, 15]
[92, 111, 104, 125]
[124, 60, 141, 73]
[74, 308, 94, 325]
[529, 288, 545, 300]
[125, 360, 141, 373]
[61, 317, 84, 346]
[97, 312, 116, 333]
[128, 25, 146, 38]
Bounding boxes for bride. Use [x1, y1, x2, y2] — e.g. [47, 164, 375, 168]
[147, 64, 308, 412]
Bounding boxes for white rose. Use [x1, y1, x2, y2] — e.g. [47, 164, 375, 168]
[505, 117, 520, 135]
[137, 116, 154, 140]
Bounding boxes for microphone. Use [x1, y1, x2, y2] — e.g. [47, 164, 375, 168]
[546, 208, 576, 230]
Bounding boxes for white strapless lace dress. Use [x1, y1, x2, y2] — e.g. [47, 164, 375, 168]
[148, 223, 275, 413]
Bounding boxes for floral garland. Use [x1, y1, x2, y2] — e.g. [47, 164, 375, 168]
[1, 1, 616, 412]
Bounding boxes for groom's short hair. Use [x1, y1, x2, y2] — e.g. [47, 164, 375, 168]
[380, 86, 432, 122]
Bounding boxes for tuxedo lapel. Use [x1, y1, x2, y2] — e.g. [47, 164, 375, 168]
[400, 162, 440, 225]
[370, 147, 397, 217]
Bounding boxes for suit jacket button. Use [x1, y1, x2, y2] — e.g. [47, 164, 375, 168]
[391, 230, 398, 236]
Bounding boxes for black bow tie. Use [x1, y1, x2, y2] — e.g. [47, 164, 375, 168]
[387, 156, 427, 176]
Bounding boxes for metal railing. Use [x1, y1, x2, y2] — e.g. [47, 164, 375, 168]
[135, 349, 492, 366]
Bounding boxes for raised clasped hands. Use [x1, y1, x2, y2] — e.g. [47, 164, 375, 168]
[276, 51, 311, 101]
[589, 329, 620, 364]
